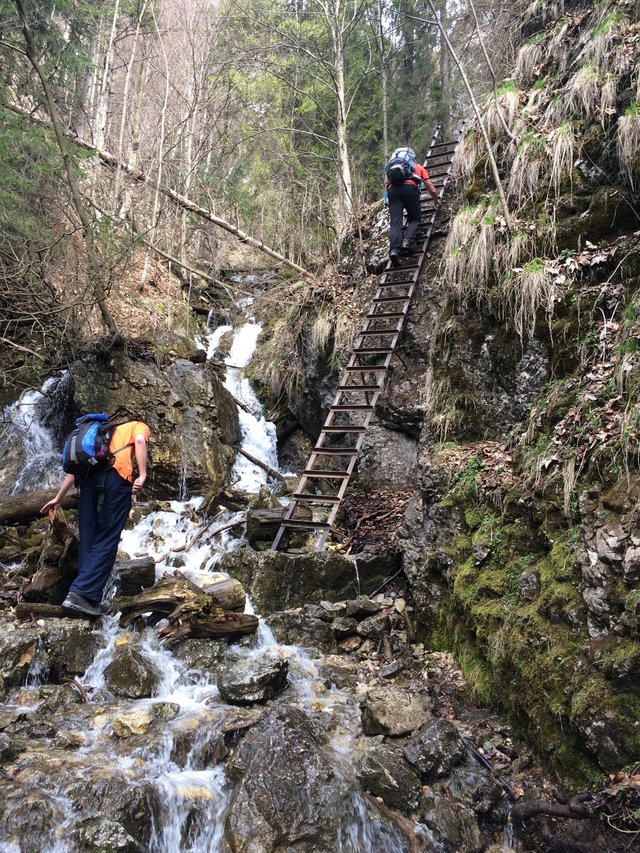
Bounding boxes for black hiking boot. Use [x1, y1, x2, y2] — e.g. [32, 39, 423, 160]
[400, 241, 418, 255]
[389, 249, 401, 267]
[62, 591, 103, 617]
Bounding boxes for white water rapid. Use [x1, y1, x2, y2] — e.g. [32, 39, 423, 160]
[0, 315, 413, 852]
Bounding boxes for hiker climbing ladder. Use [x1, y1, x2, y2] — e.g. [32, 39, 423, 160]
[272, 125, 464, 553]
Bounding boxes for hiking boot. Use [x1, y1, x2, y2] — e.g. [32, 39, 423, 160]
[62, 591, 102, 617]
[401, 241, 418, 255]
[389, 250, 401, 268]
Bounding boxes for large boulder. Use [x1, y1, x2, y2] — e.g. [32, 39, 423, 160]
[403, 719, 468, 780]
[360, 685, 432, 737]
[357, 744, 421, 811]
[266, 610, 337, 654]
[103, 647, 163, 699]
[224, 706, 404, 851]
[70, 354, 240, 499]
[217, 549, 388, 614]
[217, 656, 289, 705]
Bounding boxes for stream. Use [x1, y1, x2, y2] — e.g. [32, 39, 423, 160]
[0, 311, 416, 852]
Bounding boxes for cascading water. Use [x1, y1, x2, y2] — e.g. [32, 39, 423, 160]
[0, 311, 415, 853]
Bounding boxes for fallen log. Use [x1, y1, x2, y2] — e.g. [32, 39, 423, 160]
[159, 611, 259, 643]
[235, 447, 286, 483]
[114, 572, 246, 622]
[0, 489, 78, 525]
[15, 602, 97, 620]
[110, 556, 156, 597]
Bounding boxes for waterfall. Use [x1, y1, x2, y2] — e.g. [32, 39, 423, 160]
[0, 313, 418, 853]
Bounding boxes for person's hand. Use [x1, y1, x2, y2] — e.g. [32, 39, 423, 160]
[40, 498, 60, 515]
[132, 475, 146, 493]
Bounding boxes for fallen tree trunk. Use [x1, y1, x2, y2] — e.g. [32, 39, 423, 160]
[0, 489, 78, 525]
[15, 602, 95, 621]
[114, 572, 246, 622]
[235, 446, 286, 483]
[159, 611, 259, 643]
[72, 136, 314, 278]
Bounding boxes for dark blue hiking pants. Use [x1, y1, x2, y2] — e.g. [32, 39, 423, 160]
[71, 467, 132, 604]
[388, 181, 421, 251]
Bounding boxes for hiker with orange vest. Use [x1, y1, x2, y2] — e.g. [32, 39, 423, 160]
[385, 146, 440, 267]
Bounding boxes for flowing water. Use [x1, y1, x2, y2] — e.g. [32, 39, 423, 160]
[0, 314, 413, 852]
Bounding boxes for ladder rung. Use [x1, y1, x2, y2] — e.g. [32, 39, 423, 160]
[366, 311, 406, 319]
[373, 295, 411, 303]
[302, 469, 350, 479]
[292, 493, 342, 504]
[321, 425, 367, 433]
[311, 448, 359, 456]
[331, 403, 375, 411]
[352, 347, 393, 354]
[337, 384, 382, 391]
[279, 519, 332, 530]
[343, 365, 388, 373]
[378, 279, 414, 287]
[357, 328, 399, 336]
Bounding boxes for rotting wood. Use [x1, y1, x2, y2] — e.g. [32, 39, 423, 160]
[15, 602, 97, 620]
[114, 572, 246, 621]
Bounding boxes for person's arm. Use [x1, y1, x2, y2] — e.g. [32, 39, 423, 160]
[424, 177, 440, 205]
[132, 434, 148, 493]
[40, 473, 76, 514]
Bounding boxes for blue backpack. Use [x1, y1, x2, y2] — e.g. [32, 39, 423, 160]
[61, 414, 128, 477]
[386, 147, 418, 186]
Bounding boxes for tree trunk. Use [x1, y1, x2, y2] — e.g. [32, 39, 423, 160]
[113, 572, 246, 620]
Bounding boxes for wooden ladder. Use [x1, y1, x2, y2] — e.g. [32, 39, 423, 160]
[272, 125, 464, 552]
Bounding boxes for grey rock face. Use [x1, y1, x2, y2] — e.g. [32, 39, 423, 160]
[103, 647, 163, 699]
[224, 706, 405, 852]
[360, 685, 432, 736]
[70, 816, 142, 853]
[419, 793, 483, 852]
[171, 639, 226, 674]
[266, 611, 337, 653]
[443, 767, 507, 815]
[403, 719, 467, 779]
[518, 569, 541, 602]
[217, 549, 386, 614]
[356, 611, 390, 639]
[357, 423, 418, 490]
[217, 656, 289, 705]
[345, 595, 381, 620]
[357, 744, 421, 811]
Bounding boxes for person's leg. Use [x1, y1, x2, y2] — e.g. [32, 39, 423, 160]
[402, 184, 422, 247]
[70, 469, 132, 603]
[388, 187, 404, 252]
[77, 476, 98, 571]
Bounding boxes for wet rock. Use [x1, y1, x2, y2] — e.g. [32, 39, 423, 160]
[357, 744, 421, 811]
[110, 557, 156, 598]
[217, 549, 386, 613]
[0, 786, 66, 851]
[217, 656, 289, 705]
[266, 610, 337, 653]
[443, 767, 507, 815]
[356, 611, 390, 639]
[0, 731, 17, 763]
[361, 685, 432, 736]
[112, 710, 153, 738]
[70, 816, 142, 852]
[0, 623, 40, 697]
[345, 595, 381, 620]
[518, 569, 541, 602]
[37, 682, 83, 713]
[54, 730, 86, 749]
[44, 618, 105, 677]
[419, 793, 483, 852]
[104, 647, 163, 699]
[171, 638, 226, 673]
[150, 702, 181, 721]
[332, 616, 358, 638]
[170, 712, 227, 767]
[403, 719, 467, 779]
[225, 706, 404, 851]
